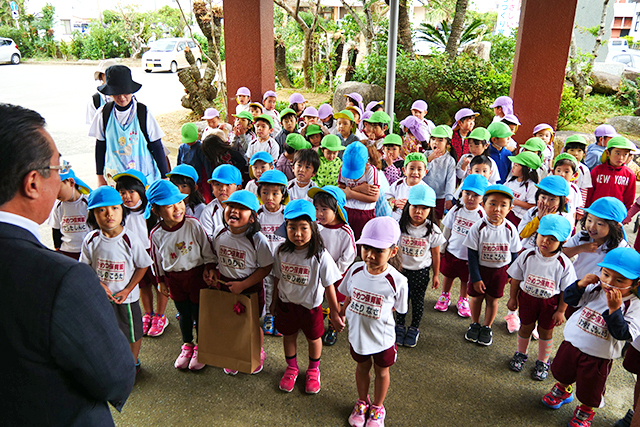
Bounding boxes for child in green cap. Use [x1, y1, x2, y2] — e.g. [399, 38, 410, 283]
[487, 121, 515, 184]
[335, 109, 361, 148]
[304, 124, 324, 151]
[385, 152, 429, 221]
[586, 136, 637, 209]
[274, 108, 299, 153]
[564, 135, 592, 211]
[230, 110, 255, 158]
[381, 134, 405, 185]
[504, 151, 541, 227]
[246, 114, 280, 161]
[277, 133, 312, 181]
[456, 127, 500, 185]
[424, 124, 457, 220]
[363, 111, 391, 153]
[313, 135, 345, 187]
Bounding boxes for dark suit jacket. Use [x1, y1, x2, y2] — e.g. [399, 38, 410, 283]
[0, 222, 135, 426]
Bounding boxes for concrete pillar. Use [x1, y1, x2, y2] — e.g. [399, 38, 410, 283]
[223, 0, 275, 121]
[510, 0, 579, 137]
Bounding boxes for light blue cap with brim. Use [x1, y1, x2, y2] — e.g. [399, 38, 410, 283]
[167, 164, 199, 183]
[408, 184, 436, 207]
[113, 169, 148, 188]
[249, 151, 274, 165]
[223, 189, 259, 212]
[144, 180, 187, 219]
[341, 142, 368, 180]
[537, 214, 572, 242]
[460, 174, 488, 196]
[308, 185, 349, 224]
[88, 186, 122, 209]
[597, 247, 640, 280]
[284, 199, 317, 221]
[59, 168, 92, 195]
[208, 164, 242, 186]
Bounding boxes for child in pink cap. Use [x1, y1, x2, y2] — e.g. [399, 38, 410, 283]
[410, 100, 436, 138]
[262, 90, 281, 135]
[318, 103, 336, 134]
[490, 95, 514, 123]
[235, 86, 251, 114]
[451, 108, 479, 158]
[533, 123, 555, 170]
[201, 108, 221, 141]
[288, 93, 306, 125]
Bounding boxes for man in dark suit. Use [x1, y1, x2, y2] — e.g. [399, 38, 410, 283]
[0, 104, 135, 426]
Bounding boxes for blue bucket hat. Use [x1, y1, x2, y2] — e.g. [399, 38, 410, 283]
[583, 197, 627, 223]
[208, 164, 242, 186]
[59, 168, 92, 195]
[597, 247, 640, 280]
[341, 142, 368, 180]
[88, 186, 123, 210]
[535, 175, 570, 197]
[408, 184, 436, 207]
[223, 190, 259, 212]
[461, 174, 488, 196]
[537, 214, 572, 242]
[113, 169, 148, 188]
[284, 199, 317, 221]
[167, 164, 199, 183]
[249, 151, 274, 165]
[484, 184, 514, 200]
[144, 180, 187, 219]
[307, 185, 349, 224]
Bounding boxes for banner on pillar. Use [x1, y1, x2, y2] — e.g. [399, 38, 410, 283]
[495, 0, 521, 36]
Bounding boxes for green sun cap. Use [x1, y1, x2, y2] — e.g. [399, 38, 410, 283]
[233, 110, 253, 121]
[564, 135, 588, 146]
[607, 136, 636, 151]
[464, 127, 491, 142]
[254, 113, 274, 129]
[305, 124, 323, 136]
[508, 151, 542, 170]
[320, 134, 346, 151]
[521, 137, 546, 153]
[487, 121, 514, 138]
[286, 133, 312, 150]
[553, 153, 579, 169]
[280, 108, 297, 121]
[383, 133, 402, 146]
[404, 152, 428, 168]
[364, 110, 391, 124]
[334, 109, 355, 122]
[430, 124, 453, 139]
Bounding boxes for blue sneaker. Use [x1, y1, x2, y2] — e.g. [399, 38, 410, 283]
[262, 315, 275, 335]
[403, 326, 420, 347]
[542, 383, 574, 409]
[395, 325, 406, 346]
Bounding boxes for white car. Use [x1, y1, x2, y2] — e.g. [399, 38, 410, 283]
[0, 37, 20, 65]
[142, 38, 202, 73]
[606, 51, 640, 73]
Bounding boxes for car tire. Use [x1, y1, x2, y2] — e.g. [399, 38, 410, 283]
[196, 58, 202, 68]
[170, 61, 178, 73]
[144, 69, 152, 73]
[11, 53, 20, 65]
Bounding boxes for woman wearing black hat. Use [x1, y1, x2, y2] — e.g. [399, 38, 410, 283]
[88, 65, 169, 186]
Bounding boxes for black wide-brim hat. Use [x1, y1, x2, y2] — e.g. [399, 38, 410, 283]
[98, 65, 142, 95]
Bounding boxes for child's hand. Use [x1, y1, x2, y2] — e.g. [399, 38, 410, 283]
[203, 267, 218, 288]
[444, 200, 453, 211]
[330, 311, 345, 333]
[460, 156, 471, 171]
[537, 199, 556, 217]
[605, 287, 623, 313]
[577, 274, 599, 289]
[432, 275, 441, 290]
[159, 282, 170, 298]
[269, 300, 277, 319]
[112, 288, 132, 305]
[473, 280, 485, 294]
[227, 280, 245, 294]
[428, 148, 444, 163]
[100, 282, 117, 302]
[506, 297, 518, 312]
[395, 198, 407, 211]
[578, 242, 599, 253]
[552, 310, 566, 327]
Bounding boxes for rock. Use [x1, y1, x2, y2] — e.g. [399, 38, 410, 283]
[592, 62, 625, 77]
[624, 69, 640, 83]
[591, 71, 621, 94]
[462, 41, 491, 61]
[333, 81, 385, 113]
[555, 131, 596, 145]
[608, 116, 640, 136]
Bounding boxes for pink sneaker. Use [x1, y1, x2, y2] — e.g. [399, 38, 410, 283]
[348, 397, 370, 427]
[142, 312, 153, 335]
[367, 405, 386, 427]
[148, 314, 169, 337]
[279, 366, 299, 392]
[305, 367, 321, 394]
[434, 292, 450, 312]
[457, 297, 471, 318]
[223, 368, 238, 375]
[174, 343, 194, 369]
[504, 313, 520, 334]
[251, 348, 267, 375]
[188, 345, 205, 371]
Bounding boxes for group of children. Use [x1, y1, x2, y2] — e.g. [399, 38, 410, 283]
[53, 88, 640, 427]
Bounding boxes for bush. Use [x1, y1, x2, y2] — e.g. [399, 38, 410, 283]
[557, 85, 587, 130]
[0, 25, 36, 58]
[71, 21, 129, 59]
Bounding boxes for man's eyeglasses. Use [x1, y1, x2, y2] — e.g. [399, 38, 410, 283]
[40, 160, 71, 174]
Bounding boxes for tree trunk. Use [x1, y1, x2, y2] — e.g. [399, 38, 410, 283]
[398, 0, 414, 54]
[345, 46, 358, 82]
[332, 38, 344, 77]
[302, 28, 313, 88]
[178, 48, 218, 116]
[275, 37, 292, 88]
[589, 0, 610, 67]
[445, 0, 469, 60]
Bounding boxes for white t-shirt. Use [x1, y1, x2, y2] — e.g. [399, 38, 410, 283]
[564, 232, 630, 279]
[507, 247, 577, 299]
[212, 226, 273, 279]
[200, 199, 225, 238]
[80, 228, 153, 303]
[287, 179, 317, 202]
[464, 217, 522, 268]
[47, 195, 90, 253]
[273, 248, 342, 309]
[124, 208, 151, 250]
[400, 221, 446, 271]
[245, 179, 259, 197]
[257, 205, 285, 254]
[339, 262, 408, 355]
[89, 98, 164, 142]
[339, 164, 379, 211]
[567, 182, 583, 226]
[85, 93, 112, 125]
[441, 205, 485, 260]
[319, 223, 356, 274]
[542, 145, 554, 170]
[455, 154, 500, 185]
[245, 137, 280, 162]
[385, 178, 428, 221]
[264, 109, 282, 135]
[504, 178, 537, 219]
[150, 217, 215, 279]
[576, 163, 593, 191]
[518, 209, 574, 251]
[185, 203, 206, 221]
[564, 284, 640, 359]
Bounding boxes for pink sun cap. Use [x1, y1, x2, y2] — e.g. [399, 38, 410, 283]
[235, 86, 251, 97]
[201, 108, 220, 120]
[411, 100, 428, 112]
[301, 106, 319, 118]
[594, 124, 618, 137]
[262, 90, 277, 101]
[355, 216, 401, 249]
[317, 104, 333, 119]
[289, 93, 306, 104]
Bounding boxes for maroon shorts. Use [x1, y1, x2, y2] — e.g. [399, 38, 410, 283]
[440, 250, 470, 282]
[467, 265, 509, 299]
[58, 250, 80, 260]
[139, 249, 157, 289]
[623, 344, 640, 375]
[550, 341, 612, 408]
[345, 208, 375, 241]
[517, 291, 560, 330]
[218, 273, 265, 314]
[506, 211, 521, 227]
[635, 233, 640, 253]
[164, 264, 207, 304]
[276, 300, 324, 340]
[350, 344, 397, 368]
[434, 198, 445, 220]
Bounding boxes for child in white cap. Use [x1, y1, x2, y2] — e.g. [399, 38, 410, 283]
[262, 90, 282, 135]
[235, 87, 251, 114]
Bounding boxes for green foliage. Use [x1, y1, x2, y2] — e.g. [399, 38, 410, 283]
[59, 39, 71, 60]
[415, 18, 487, 51]
[578, 25, 599, 38]
[0, 25, 35, 57]
[616, 78, 638, 108]
[486, 31, 516, 73]
[582, 93, 635, 126]
[37, 3, 55, 33]
[557, 85, 587, 130]
[70, 21, 129, 60]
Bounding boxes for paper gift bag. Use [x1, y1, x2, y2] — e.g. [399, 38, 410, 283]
[197, 288, 261, 374]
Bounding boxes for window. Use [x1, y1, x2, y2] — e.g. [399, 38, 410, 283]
[61, 19, 71, 35]
[177, 42, 186, 51]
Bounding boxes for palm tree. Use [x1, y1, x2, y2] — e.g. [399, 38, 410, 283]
[415, 18, 485, 51]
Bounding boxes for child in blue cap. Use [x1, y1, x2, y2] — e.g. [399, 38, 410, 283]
[271, 199, 344, 394]
[48, 168, 92, 260]
[178, 122, 211, 204]
[200, 164, 243, 238]
[167, 164, 206, 220]
[338, 142, 380, 240]
[542, 247, 640, 427]
[147, 180, 217, 371]
[246, 151, 275, 197]
[209, 190, 273, 376]
[507, 215, 576, 381]
[81, 186, 152, 373]
[463, 184, 522, 346]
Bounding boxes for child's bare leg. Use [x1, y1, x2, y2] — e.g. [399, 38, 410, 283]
[356, 359, 373, 401]
[483, 296, 499, 327]
[442, 276, 454, 294]
[372, 364, 390, 407]
[459, 281, 468, 299]
[140, 286, 153, 314]
[283, 332, 298, 357]
[130, 339, 141, 361]
[155, 287, 168, 315]
[470, 295, 484, 323]
[518, 323, 536, 339]
[308, 337, 322, 360]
